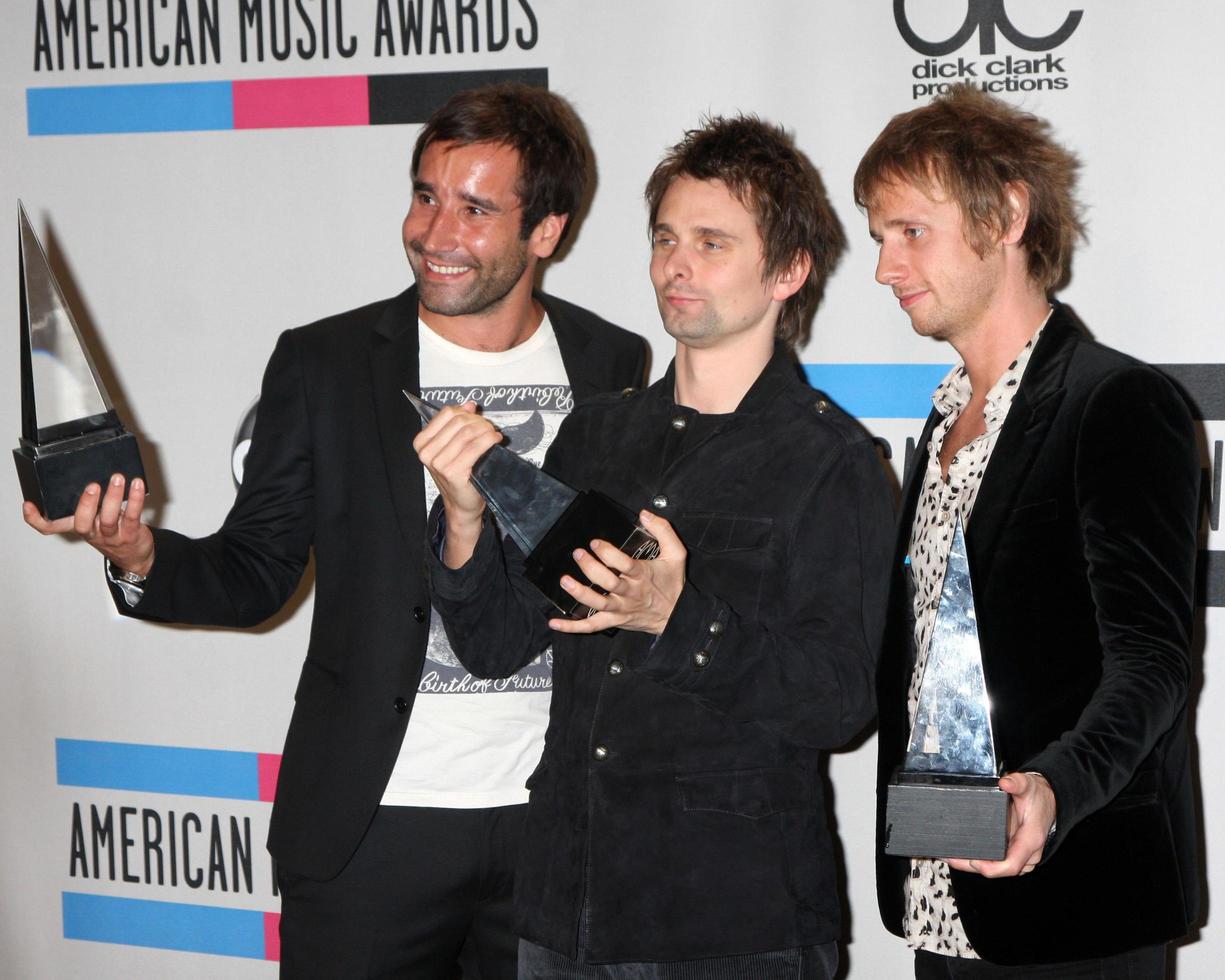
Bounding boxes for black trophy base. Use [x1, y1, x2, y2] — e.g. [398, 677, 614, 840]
[524, 490, 659, 618]
[14, 429, 145, 520]
[884, 773, 1008, 860]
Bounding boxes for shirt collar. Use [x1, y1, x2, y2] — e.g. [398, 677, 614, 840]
[659, 343, 800, 415]
[931, 309, 1053, 428]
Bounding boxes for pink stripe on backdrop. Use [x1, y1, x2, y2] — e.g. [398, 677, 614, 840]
[232, 76, 369, 129]
[264, 911, 281, 961]
[257, 753, 281, 802]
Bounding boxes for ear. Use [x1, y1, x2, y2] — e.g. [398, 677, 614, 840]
[1001, 182, 1030, 246]
[528, 212, 568, 260]
[771, 251, 813, 303]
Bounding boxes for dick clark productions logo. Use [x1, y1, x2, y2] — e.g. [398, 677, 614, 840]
[895, 0, 1083, 99]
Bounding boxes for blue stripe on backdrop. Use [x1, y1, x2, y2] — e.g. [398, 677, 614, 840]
[27, 82, 233, 135]
[803, 363, 950, 419]
[55, 739, 260, 800]
[62, 893, 267, 958]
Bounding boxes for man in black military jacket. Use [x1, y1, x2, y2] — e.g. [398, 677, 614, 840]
[25, 84, 646, 978]
[858, 85, 1199, 977]
[417, 116, 892, 977]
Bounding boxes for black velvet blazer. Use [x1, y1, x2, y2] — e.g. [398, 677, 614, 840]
[107, 286, 647, 881]
[876, 305, 1201, 965]
[430, 350, 894, 963]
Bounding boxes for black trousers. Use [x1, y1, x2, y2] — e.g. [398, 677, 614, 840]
[914, 945, 1167, 979]
[277, 803, 527, 979]
[519, 938, 839, 979]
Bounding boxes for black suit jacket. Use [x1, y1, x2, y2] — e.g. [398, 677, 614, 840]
[109, 286, 647, 880]
[876, 305, 1201, 964]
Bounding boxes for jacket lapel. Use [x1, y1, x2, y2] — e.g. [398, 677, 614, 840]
[965, 307, 1078, 586]
[369, 287, 427, 554]
[542, 293, 606, 402]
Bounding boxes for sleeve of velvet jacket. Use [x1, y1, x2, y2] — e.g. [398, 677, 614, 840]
[1023, 366, 1199, 849]
[105, 328, 315, 627]
[622, 434, 894, 750]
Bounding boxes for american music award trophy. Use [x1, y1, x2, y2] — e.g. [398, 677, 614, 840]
[13, 204, 145, 519]
[405, 391, 659, 618]
[884, 514, 1008, 860]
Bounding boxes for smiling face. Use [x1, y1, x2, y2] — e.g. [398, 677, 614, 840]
[649, 176, 793, 350]
[403, 140, 556, 322]
[866, 178, 1006, 346]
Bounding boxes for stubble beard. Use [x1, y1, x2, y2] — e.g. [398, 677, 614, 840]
[410, 239, 532, 318]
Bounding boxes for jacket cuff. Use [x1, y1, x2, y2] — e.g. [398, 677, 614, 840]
[625, 579, 729, 686]
[426, 513, 499, 603]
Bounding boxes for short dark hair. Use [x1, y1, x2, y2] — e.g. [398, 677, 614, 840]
[854, 84, 1084, 291]
[412, 82, 591, 245]
[645, 115, 846, 349]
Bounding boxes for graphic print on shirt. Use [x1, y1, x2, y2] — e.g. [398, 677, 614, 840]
[420, 383, 573, 694]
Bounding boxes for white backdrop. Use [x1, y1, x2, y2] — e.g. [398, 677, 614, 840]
[3, 2, 1223, 976]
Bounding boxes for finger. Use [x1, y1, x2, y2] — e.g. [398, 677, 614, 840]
[22, 501, 54, 533]
[413, 404, 486, 454]
[587, 538, 635, 576]
[71, 483, 104, 537]
[559, 572, 613, 613]
[121, 478, 148, 529]
[97, 474, 127, 536]
[639, 511, 686, 559]
[944, 858, 976, 873]
[419, 413, 502, 471]
[570, 547, 622, 593]
[548, 610, 623, 634]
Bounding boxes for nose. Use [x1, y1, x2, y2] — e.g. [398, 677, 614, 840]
[406, 205, 458, 254]
[660, 243, 692, 283]
[875, 241, 904, 287]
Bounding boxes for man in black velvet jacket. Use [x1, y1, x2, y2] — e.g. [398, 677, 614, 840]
[417, 117, 892, 976]
[857, 85, 1200, 977]
[24, 84, 646, 978]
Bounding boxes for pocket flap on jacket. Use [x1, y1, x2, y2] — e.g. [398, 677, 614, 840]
[683, 513, 773, 553]
[676, 767, 811, 819]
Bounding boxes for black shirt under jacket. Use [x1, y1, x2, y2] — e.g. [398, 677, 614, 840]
[428, 347, 894, 964]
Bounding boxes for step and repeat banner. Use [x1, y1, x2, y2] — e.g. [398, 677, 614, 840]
[3, 3, 1222, 976]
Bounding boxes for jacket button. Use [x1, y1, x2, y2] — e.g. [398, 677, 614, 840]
[608, 660, 624, 675]
[620, 387, 636, 398]
[651, 494, 669, 509]
[593, 745, 609, 761]
[708, 621, 724, 635]
[693, 651, 710, 669]
[413, 606, 426, 622]
[393, 697, 408, 714]
[670, 416, 688, 431]
[814, 398, 830, 414]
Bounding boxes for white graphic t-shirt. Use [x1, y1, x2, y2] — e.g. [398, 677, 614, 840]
[380, 314, 570, 808]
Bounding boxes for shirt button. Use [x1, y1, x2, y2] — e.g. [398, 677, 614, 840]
[393, 697, 408, 714]
[593, 745, 609, 761]
[693, 651, 710, 669]
[608, 660, 624, 676]
[708, 621, 724, 635]
[652, 494, 669, 509]
[412, 606, 426, 623]
[670, 416, 688, 431]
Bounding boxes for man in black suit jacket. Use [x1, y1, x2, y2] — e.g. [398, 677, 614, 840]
[24, 84, 645, 978]
[856, 85, 1199, 977]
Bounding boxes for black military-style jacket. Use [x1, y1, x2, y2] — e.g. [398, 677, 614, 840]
[429, 347, 893, 963]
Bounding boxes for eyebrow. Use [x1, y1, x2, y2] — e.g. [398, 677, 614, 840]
[868, 216, 923, 238]
[653, 222, 740, 241]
